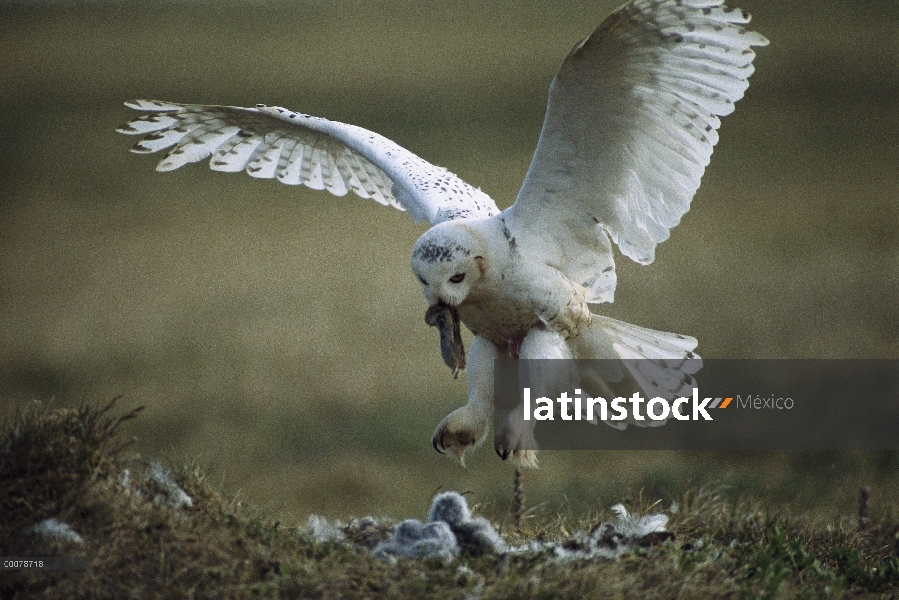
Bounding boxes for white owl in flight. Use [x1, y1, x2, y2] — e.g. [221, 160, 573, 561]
[118, 0, 767, 467]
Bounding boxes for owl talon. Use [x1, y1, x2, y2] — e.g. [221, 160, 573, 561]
[432, 405, 489, 465]
[493, 408, 540, 468]
[494, 443, 510, 461]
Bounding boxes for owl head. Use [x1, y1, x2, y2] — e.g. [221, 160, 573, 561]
[411, 222, 485, 308]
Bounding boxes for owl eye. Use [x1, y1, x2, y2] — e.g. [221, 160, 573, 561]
[449, 273, 465, 283]
[419, 276, 428, 285]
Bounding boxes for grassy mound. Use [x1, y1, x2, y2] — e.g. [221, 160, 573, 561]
[2, 399, 899, 599]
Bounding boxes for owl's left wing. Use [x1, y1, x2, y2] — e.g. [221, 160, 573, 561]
[117, 100, 499, 225]
[505, 0, 768, 301]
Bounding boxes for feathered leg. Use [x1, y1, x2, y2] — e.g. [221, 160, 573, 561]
[432, 336, 503, 465]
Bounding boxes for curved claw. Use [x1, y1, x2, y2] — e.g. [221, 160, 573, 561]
[433, 436, 445, 455]
[494, 442, 510, 461]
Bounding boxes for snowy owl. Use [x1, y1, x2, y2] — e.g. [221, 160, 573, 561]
[117, 0, 767, 467]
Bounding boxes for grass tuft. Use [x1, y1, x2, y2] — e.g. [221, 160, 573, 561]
[2, 399, 899, 598]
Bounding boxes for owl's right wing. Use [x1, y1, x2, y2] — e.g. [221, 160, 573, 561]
[117, 100, 499, 225]
[505, 0, 768, 302]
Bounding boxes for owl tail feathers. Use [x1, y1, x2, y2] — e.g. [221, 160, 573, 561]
[572, 315, 702, 427]
[579, 315, 701, 364]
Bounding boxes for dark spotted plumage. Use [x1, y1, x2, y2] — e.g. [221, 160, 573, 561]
[412, 242, 469, 264]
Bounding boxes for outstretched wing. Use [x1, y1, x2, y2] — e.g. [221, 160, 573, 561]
[117, 100, 499, 225]
[505, 0, 768, 301]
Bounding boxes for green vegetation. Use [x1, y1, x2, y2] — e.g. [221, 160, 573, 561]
[3, 400, 899, 598]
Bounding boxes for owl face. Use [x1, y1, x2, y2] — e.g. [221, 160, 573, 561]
[411, 224, 484, 308]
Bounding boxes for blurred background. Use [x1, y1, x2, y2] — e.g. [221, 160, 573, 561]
[1, 0, 897, 523]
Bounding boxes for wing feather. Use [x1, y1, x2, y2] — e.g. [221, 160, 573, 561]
[117, 100, 499, 225]
[211, 134, 263, 173]
[157, 126, 241, 171]
[505, 0, 767, 303]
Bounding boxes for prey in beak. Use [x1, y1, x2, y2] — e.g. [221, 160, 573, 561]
[425, 303, 466, 378]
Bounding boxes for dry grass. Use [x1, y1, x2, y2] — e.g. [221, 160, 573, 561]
[0, 0, 897, 522]
[3, 400, 899, 599]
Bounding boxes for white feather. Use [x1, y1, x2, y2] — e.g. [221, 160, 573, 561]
[118, 103, 499, 226]
[506, 0, 768, 280]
